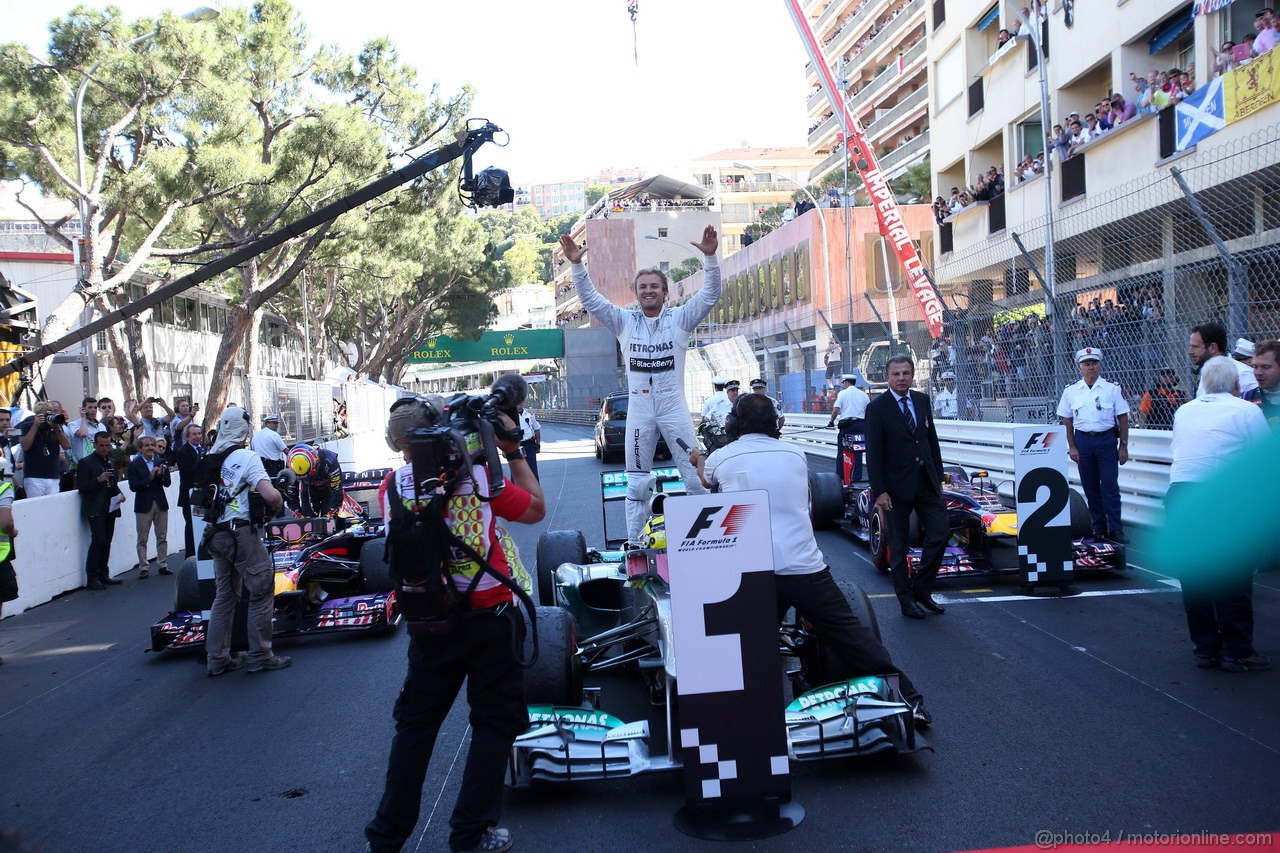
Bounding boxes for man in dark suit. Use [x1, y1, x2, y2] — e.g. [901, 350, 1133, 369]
[865, 355, 949, 620]
[127, 435, 172, 579]
[174, 422, 206, 558]
[77, 432, 124, 590]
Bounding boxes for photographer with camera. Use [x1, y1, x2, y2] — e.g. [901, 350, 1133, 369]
[18, 401, 70, 499]
[558, 225, 720, 545]
[168, 400, 199, 453]
[135, 397, 174, 442]
[77, 432, 123, 589]
[203, 406, 289, 676]
[365, 389, 544, 853]
[127, 436, 172, 579]
[68, 396, 103, 469]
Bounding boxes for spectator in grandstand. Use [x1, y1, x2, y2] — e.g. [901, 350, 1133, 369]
[1138, 368, 1186, 429]
[1253, 12, 1277, 55]
[135, 397, 174, 441]
[169, 400, 199, 452]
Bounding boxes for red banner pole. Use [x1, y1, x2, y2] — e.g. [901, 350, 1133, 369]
[782, 0, 944, 339]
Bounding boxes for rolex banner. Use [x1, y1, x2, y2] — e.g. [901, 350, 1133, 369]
[407, 329, 564, 364]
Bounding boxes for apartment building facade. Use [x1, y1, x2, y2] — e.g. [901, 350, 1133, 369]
[803, 0, 931, 184]
[687, 146, 824, 255]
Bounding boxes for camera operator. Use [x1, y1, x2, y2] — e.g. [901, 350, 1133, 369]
[127, 436, 172, 579]
[365, 395, 544, 853]
[287, 443, 343, 517]
[77, 432, 123, 589]
[204, 407, 289, 676]
[18, 401, 69, 499]
[692, 393, 931, 728]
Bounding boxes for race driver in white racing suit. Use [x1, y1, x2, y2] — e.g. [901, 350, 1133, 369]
[559, 226, 722, 542]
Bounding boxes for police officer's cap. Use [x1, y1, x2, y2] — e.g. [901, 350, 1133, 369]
[711, 375, 727, 386]
[840, 373, 857, 383]
[1076, 347, 1102, 363]
[724, 380, 741, 391]
[749, 378, 767, 389]
[941, 371, 956, 380]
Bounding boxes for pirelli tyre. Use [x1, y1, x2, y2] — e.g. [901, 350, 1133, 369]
[536, 530, 587, 607]
[523, 606, 583, 706]
[358, 537, 394, 593]
[1068, 489, 1093, 539]
[175, 557, 202, 613]
[869, 506, 890, 572]
[809, 472, 844, 529]
[847, 582, 882, 641]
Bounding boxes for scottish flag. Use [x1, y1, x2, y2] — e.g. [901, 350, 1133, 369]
[1175, 77, 1225, 151]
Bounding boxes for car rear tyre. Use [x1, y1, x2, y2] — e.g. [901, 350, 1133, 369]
[1068, 489, 1092, 538]
[869, 506, 890, 572]
[524, 606, 583, 706]
[809, 472, 844, 528]
[536, 530, 587, 607]
[359, 537, 393, 593]
[175, 556, 202, 612]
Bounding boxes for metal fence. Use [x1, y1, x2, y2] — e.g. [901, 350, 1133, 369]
[246, 376, 403, 444]
[932, 122, 1280, 428]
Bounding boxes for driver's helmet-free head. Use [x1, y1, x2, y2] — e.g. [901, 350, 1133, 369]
[289, 444, 319, 478]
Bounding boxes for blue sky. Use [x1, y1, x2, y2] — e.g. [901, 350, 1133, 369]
[8, 0, 812, 184]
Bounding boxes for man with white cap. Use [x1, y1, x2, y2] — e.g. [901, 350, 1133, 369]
[204, 406, 289, 676]
[748, 377, 785, 429]
[933, 372, 959, 419]
[700, 380, 739, 452]
[827, 373, 870, 482]
[1057, 347, 1130, 543]
[1230, 338, 1261, 402]
[824, 335, 844, 388]
[250, 412, 288, 478]
[701, 376, 729, 421]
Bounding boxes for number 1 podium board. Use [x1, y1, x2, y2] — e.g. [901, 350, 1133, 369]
[1013, 426, 1076, 592]
[663, 490, 803, 841]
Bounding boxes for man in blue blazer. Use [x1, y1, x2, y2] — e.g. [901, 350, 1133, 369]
[128, 435, 172, 579]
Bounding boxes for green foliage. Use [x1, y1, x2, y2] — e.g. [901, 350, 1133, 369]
[668, 257, 704, 283]
[890, 159, 932, 203]
[585, 183, 611, 206]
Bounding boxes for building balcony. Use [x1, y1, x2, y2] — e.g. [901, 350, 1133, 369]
[862, 86, 928, 142]
[875, 131, 930, 177]
[811, 0, 925, 85]
[808, 113, 840, 147]
[807, 41, 928, 151]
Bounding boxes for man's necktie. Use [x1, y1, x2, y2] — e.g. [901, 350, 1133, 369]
[900, 395, 916, 432]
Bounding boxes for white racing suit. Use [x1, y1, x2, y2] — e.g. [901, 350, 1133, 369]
[572, 257, 722, 540]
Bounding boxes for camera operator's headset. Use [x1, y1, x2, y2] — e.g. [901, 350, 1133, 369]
[721, 393, 780, 441]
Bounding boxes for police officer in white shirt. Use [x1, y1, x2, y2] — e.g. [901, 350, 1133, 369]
[700, 380, 739, 451]
[517, 403, 542, 479]
[1056, 347, 1130, 544]
[933, 372, 959, 419]
[748, 378, 785, 429]
[249, 413, 288, 478]
[826, 373, 871, 482]
[701, 376, 728, 421]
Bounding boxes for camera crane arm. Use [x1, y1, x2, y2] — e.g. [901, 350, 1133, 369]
[0, 121, 509, 381]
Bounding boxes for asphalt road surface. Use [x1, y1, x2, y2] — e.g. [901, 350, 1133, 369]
[2, 423, 1277, 853]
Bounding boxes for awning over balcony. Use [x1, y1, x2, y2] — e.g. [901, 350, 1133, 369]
[977, 4, 1000, 31]
[1193, 0, 1239, 16]
[609, 174, 711, 202]
[1149, 7, 1194, 54]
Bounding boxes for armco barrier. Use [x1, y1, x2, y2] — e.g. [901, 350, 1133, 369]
[2, 432, 402, 621]
[780, 415, 1172, 530]
[530, 408, 597, 426]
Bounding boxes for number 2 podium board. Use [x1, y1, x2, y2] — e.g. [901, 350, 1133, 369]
[1013, 426, 1075, 591]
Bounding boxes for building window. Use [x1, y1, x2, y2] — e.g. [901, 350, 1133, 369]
[658, 228, 668, 238]
[1018, 117, 1044, 162]
[936, 43, 963, 110]
[659, 261, 670, 273]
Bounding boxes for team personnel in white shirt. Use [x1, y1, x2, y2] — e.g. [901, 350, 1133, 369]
[517, 402, 542, 479]
[933, 372, 959, 419]
[1056, 347, 1130, 544]
[250, 413, 288, 478]
[826, 373, 871, 482]
[748, 378, 785, 429]
[692, 392, 931, 728]
[1168, 356, 1270, 672]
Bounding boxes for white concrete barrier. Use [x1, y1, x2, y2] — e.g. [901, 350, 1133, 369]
[782, 415, 1172, 529]
[2, 432, 402, 621]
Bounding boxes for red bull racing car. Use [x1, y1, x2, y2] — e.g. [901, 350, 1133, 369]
[810, 465, 1126, 578]
[150, 468, 399, 652]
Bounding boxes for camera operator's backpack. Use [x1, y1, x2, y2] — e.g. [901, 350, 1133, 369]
[188, 448, 238, 522]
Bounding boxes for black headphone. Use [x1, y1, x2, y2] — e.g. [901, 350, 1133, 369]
[723, 393, 781, 441]
[723, 394, 741, 439]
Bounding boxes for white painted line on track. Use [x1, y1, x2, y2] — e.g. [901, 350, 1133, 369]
[937, 587, 1178, 604]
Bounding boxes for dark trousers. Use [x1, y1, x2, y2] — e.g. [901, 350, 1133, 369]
[366, 611, 529, 853]
[836, 418, 865, 484]
[262, 458, 284, 479]
[885, 467, 949, 602]
[1075, 429, 1123, 534]
[182, 505, 196, 558]
[520, 442, 539, 480]
[86, 514, 117, 584]
[775, 569, 921, 704]
[1167, 483, 1256, 658]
